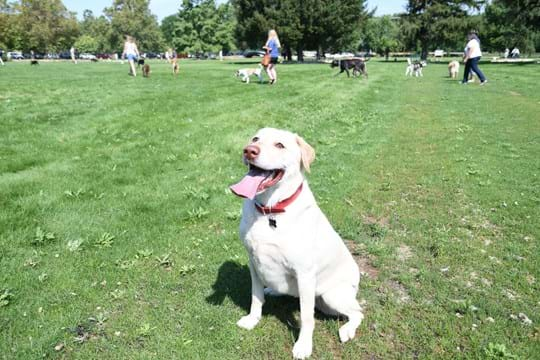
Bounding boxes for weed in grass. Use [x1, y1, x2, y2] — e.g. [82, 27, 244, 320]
[37, 273, 48, 283]
[66, 238, 84, 252]
[179, 264, 196, 276]
[156, 253, 172, 267]
[23, 256, 40, 267]
[94, 232, 114, 248]
[0, 289, 14, 307]
[184, 185, 210, 200]
[109, 289, 125, 300]
[32, 227, 55, 246]
[116, 259, 137, 270]
[483, 343, 518, 359]
[64, 188, 85, 198]
[136, 249, 153, 258]
[137, 323, 156, 337]
[225, 210, 240, 220]
[186, 207, 209, 220]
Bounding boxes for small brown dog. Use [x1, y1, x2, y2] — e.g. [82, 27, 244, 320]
[142, 64, 150, 77]
[172, 60, 179, 76]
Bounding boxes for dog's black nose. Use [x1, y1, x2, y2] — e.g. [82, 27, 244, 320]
[244, 145, 260, 160]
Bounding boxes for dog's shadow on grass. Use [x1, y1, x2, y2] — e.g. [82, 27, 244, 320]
[206, 261, 303, 337]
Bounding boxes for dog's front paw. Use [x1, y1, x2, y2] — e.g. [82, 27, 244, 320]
[292, 339, 312, 359]
[338, 322, 357, 343]
[237, 315, 260, 330]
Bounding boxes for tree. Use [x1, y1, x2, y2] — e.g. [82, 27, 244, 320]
[232, 0, 369, 61]
[172, 0, 236, 54]
[161, 14, 177, 46]
[484, 0, 540, 54]
[6, 0, 79, 52]
[362, 16, 402, 59]
[78, 10, 114, 53]
[104, 0, 164, 52]
[74, 35, 99, 53]
[402, 0, 483, 59]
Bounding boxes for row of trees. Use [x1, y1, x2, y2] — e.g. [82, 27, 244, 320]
[1, 0, 539, 58]
[0, 0, 164, 54]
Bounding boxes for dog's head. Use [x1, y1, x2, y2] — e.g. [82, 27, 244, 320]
[230, 128, 315, 200]
[235, 70, 241, 77]
[330, 60, 339, 68]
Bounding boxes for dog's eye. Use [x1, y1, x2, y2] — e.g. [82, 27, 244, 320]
[252, 137, 259, 142]
[275, 142, 285, 149]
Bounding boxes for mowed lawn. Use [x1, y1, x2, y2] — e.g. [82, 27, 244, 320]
[0, 58, 538, 359]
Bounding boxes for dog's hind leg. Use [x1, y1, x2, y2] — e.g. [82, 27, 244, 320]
[319, 284, 363, 343]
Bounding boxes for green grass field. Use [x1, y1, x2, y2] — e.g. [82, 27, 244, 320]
[1, 59, 539, 359]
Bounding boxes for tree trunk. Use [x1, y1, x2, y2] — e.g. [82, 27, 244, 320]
[285, 44, 292, 61]
[297, 44, 304, 62]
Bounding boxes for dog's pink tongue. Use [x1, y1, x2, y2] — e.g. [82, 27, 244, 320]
[230, 173, 267, 200]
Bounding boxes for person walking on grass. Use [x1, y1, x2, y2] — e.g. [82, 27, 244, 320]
[462, 31, 487, 86]
[70, 46, 77, 64]
[0, 48, 4, 66]
[263, 29, 280, 85]
[122, 35, 140, 77]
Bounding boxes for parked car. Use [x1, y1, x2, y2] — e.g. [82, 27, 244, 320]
[47, 53, 59, 59]
[7, 51, 24, 60]
[24, 53, 45, 59]
[79, 53, 97, 60]
[59, 51, 72, 59]
[96, 53, 111, 59]
[243, 50, 265, 58]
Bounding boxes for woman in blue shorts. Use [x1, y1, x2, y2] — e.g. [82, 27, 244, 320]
[122, 36, 140, 77]
[263, 29, 281, 85]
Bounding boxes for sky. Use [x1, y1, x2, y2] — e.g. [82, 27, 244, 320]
[63, 0, 408, 23]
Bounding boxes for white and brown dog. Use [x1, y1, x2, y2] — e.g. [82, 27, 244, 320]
[448, 60, 460, 79]
[405, 58, 427, 77]
[235, 65, 263, 84]
[230, 128, 363, 359]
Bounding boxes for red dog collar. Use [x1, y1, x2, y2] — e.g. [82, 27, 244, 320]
[255, 183, 303, 214]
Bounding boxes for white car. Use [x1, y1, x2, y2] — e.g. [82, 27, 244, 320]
[7, 51, 24, 60]
[79, 53, 97, 60]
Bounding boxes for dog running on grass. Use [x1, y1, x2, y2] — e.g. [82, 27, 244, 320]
[30, 60, 39, 65]
[331, 58, 368, 78]
[142, 64, 150, 77]
[405, 58, 427, 77]
[137, 58, 145, 67]
[448, 60, 460, 79]
[235, 65, 263, 84]
[172, 59, 179, 76]
[230, 128, 363, 359]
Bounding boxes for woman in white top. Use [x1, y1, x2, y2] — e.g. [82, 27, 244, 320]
[122, 35, 140, 77]
[462, 32, 487, 85]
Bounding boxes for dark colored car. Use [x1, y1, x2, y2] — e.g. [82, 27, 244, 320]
[23, 53, 45, 59]
[145, 52, 160, 59]
[59, 52, 72, 59]
[243, 50, 265, 58]
[96, 53, 111, 59]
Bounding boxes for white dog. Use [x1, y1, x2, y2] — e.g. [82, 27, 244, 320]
[230, 128, 363, 359]
[235, 65, 263, 84]
[448, 60, 460, 79]
[405, 58, 427, 77]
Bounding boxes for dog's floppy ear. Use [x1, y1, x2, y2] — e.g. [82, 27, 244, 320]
[296, 135, 315, 173]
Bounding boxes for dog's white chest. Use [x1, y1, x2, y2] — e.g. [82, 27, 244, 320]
[241, 217, 300, 294]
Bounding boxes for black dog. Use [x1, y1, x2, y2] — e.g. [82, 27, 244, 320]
[331, 58, 368, 78]
[137, 58, 145, 67]
[30, 60, 39, 65]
